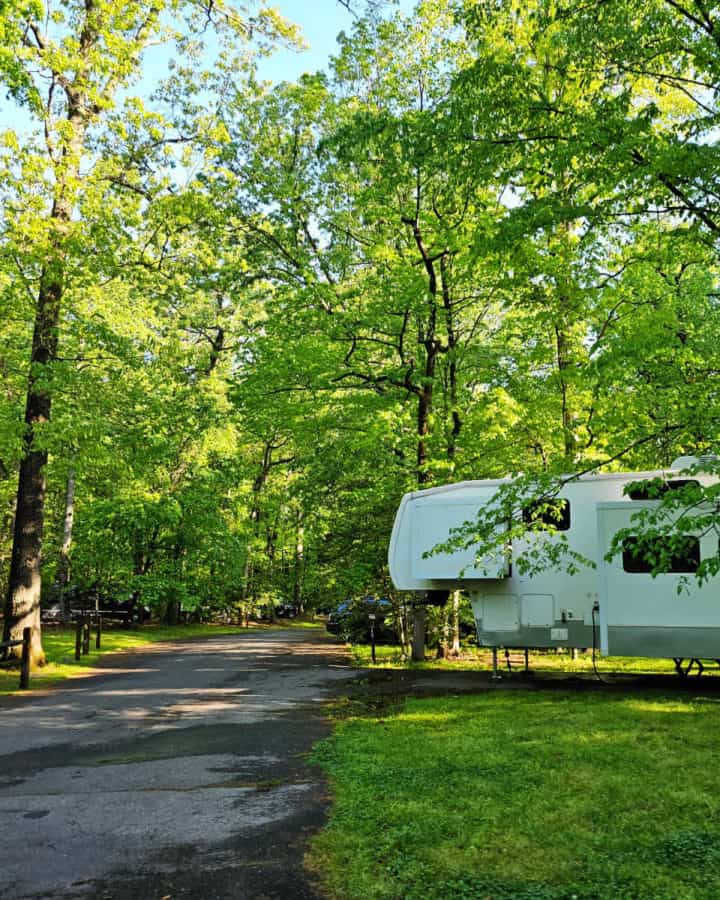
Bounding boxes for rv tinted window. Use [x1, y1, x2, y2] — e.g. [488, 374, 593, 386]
[627, 479, 700, 501]
[622, 536, 700, 573]
[522, 499, 570, 531]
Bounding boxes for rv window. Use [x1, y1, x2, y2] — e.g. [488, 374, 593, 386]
[522, 499, 570, 531]
[622, 535, 700, 574]
[627, 479, 700, 501]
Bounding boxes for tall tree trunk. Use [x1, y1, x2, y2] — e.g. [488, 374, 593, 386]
[450, 589, 461, 657]
[437, 605, 449, 658]
[242, 440, 273, 619]
[440, 254, 462, 469]
[555, 323, 576, 468]
[553, 203, 583, 469]
[0, 459, 15, 591]
[55, 466, 76, 622]
[3, 85, 87, 663]
[241, 554, 253, 618]
[407, 216, 440, 659]
[395, 596, 409, 658]
[266, 518, 277, 622]
[2, 259, 66, 665]
[266, 593, 276, 623]
[416, 384, 434, 485]
[411, 376, 434, 658]
[293, 514, 304, 613]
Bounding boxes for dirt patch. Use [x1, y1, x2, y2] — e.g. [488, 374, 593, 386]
[344, 665, 720, 718]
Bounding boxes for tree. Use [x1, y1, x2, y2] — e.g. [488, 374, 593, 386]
[426, 0, 720, 571]
[453, 0, 720, 467]
[0, 0, 297, 662]
[211, 2, 512, 654]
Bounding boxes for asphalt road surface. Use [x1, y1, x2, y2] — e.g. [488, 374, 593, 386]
[0, 628, 354, 900]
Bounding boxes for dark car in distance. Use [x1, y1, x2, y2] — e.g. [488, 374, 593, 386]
[326, 596, 396, 644]
[277, 603, 299, 618]
[42, 585, 151, 623]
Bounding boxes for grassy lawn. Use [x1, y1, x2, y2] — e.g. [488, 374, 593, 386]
[348, 644, 717, 678]
[310, 690, 720, 900]
[0, 617, 324, 696]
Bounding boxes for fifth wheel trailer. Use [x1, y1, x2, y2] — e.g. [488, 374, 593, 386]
[597, 501, 720, 659]
[388, 461, 719, 659]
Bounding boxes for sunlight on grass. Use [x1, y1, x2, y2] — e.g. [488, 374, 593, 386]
[625, 699, 702, 714]
[311, 690, 720, 900]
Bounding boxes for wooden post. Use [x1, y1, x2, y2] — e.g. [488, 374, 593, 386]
[96, 615, 102, 650]
[19, 627, 31, 689]
[75, 617, 82, 660]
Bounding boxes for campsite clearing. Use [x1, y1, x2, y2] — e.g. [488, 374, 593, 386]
[311, 687, 720, 900]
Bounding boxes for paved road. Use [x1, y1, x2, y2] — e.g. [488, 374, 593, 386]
[0, 629, 354, 900]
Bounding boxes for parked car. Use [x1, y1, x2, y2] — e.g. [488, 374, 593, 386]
[40, 603, 64, 624]
[54, 587, 151, 623]
[326, 596, 397, 644]
[325, 601, 352, 635]
[277, 603, 299, 618]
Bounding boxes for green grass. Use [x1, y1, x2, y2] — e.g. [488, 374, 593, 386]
[0, 618, 323, 696]
[348, 643, 714, 677]
[310, 690, 720, 899]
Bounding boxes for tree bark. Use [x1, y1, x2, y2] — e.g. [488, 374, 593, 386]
[242, 440, 274, 616]
[55, 467, 76, 622]
[164, 599, 180, 625]
[3, 257, 66, 665]
[396, 597, 409, 658]
[265, 517, 277, 622]
[417, 384, 434, 485]
[555, 323, 576, 468]
[450, 589, 461, 657]
[240, 554, 253, 616]
[437, 604, 449, 659]
[407, 217, 441, 654]
[411, 604, 426, 662]
[293, 515, 304, 613]
[440, 254, 462, 468]
[3, 61, 88, 663]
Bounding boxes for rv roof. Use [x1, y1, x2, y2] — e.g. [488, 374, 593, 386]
[403, 469, 682, 500]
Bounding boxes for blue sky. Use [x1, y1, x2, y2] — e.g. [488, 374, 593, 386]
[256, 0, 416, 81]
[0, 1, 415, 131]
[259, 0, 363, 81]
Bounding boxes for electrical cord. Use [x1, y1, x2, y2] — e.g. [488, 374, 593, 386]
[591, 603, 611, 684]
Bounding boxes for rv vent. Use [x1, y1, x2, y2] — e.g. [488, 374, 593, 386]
[699, 454, 719, 467]
[671, 456, 699, 470]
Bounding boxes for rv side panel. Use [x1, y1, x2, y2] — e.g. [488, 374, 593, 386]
[597, 501, 720, 659]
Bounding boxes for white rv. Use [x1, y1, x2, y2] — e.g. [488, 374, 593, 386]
[388, 460, 719, 661]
